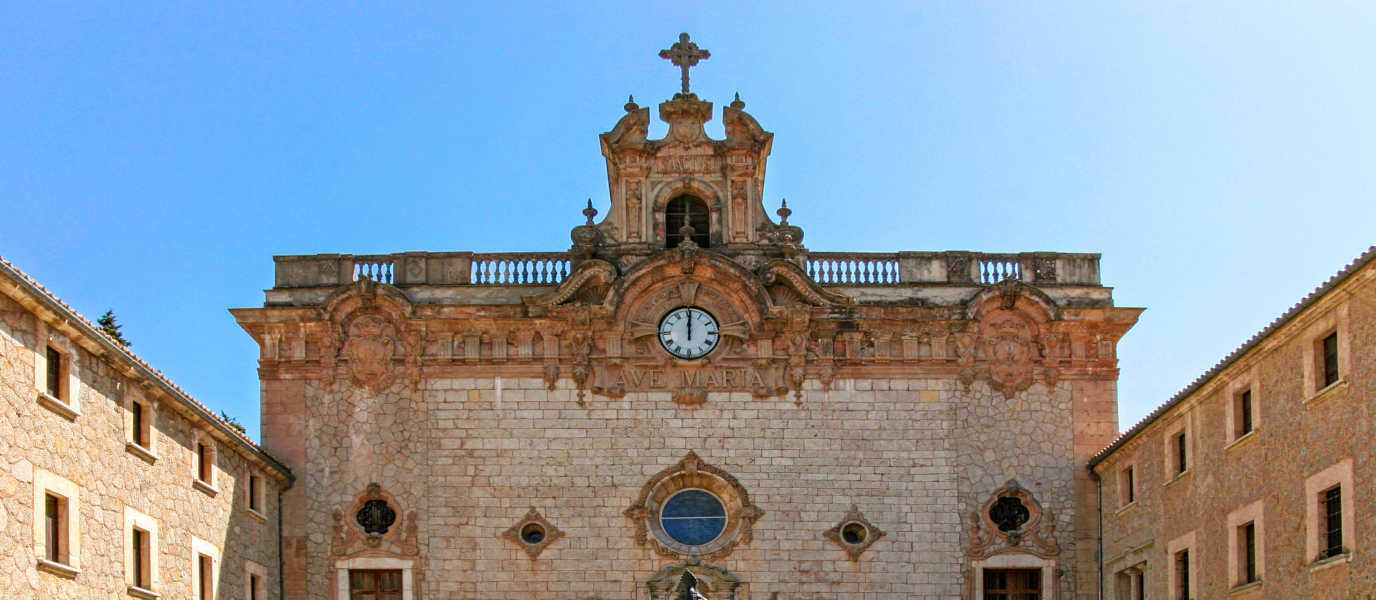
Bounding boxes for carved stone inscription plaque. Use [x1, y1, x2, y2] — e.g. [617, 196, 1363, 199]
[594, 364, 784, 405]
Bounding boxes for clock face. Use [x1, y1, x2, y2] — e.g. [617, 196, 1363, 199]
[658, 307, 720, 359]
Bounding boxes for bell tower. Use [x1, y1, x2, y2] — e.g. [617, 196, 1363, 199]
[592, 33, 783, 255]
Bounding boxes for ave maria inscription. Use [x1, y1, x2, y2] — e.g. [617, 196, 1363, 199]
[593, 364, 786, 404]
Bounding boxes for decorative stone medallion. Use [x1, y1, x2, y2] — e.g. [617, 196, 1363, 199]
[823, 505, 886, 561]
[500, 507, 565, 559]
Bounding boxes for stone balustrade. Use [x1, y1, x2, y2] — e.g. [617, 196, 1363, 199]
[271, 250, 1100, 288]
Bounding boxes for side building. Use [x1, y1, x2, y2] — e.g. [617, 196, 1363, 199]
[1090, 246, 1375, 600]
[0, 258, 293, 600]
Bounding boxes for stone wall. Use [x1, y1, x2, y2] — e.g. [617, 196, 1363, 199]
[1094, 259, 1376, 599]
[288, 372, 1089, 599]
[0, 287, 288, 600]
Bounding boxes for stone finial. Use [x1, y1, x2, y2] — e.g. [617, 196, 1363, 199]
[777, 199, 791, 226]
[583, 199, 598, 225]
[731, 92, 745, 109]
[677, 223, 699, 250]
[625, 94, 639, 113]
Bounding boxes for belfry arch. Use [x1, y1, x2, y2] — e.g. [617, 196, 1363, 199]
[665, 194, 712, 248]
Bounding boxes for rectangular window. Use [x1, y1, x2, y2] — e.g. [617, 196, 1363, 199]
[198, 442, 210, 483]
[1136, 570, 1145, 600]
[1174, 432, 1188, 475]
[250, 574, 261, 600]
[1239, 390, 1253, 436]
[199, 554, 213, 599]
[1322, 333, 1340, 387]
[132, 527, 149, 588]
[46, 346, 62, 398]
[983, 569, 1041, 599]
[1126, 467, 1136, 504]
[249, 474, 261, 512]
[350, 569, 404, 600]
[1323, 486, 1343, 558]
[45, 493, 63, 562]
[1176, 550, 1190, 600]
[132, 402, 146, 447]
[1242, 522, 1257, 584]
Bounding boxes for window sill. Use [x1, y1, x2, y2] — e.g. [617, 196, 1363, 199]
[37, 392, 80, 420]
[1115, 501, 1138, 515]
[37, 558, 81, 579]
[192, 478, 219, 497]
[1165, 470, 1193, 488]
[128, 585, 161, 600]
[247, 508, 268, 524]
[1309, 551, 1352, 572]
[1225, 430, 1259, 451]
[125, 441, 159, 463]
[1303, 379, 1348, 407]
[1229, 580, 1263, 595]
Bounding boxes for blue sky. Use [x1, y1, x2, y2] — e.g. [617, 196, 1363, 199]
[3, 1, 1373, 439]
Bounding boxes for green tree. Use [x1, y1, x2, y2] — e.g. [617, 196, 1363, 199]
[96, 310, 131, 347]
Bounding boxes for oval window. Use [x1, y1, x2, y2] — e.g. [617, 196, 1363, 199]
[660, 489, 727, 546]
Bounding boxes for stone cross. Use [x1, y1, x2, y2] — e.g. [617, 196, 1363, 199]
[659, 33, 710, 96]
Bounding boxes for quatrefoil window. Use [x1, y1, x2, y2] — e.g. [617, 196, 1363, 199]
[356, 499, 397, 536]
[990, 496, 1030, 532]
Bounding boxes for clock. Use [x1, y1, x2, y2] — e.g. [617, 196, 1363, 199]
[658, 307, 720, 359]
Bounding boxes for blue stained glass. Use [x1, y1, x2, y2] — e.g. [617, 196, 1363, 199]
[660, 490, 727, 546]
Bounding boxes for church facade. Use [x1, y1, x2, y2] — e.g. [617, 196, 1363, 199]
[232, 37, 1141, 600]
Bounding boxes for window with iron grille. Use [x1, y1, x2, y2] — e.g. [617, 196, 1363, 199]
[46, 346, 62, 398]
[665, 195, 711, 248]
[1322, 486, 1343, 558]
[1322, 333, 1339, 387]
[983, 569, 1040, 599]
[1176, 549, 1190, 600]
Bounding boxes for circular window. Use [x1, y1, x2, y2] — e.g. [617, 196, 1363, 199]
[520, 523, 546, 545]
[660, 489, 728, 546]
[841, 522, 868, 545]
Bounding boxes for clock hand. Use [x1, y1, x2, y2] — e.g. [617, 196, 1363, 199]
[687, 310, 693, 342]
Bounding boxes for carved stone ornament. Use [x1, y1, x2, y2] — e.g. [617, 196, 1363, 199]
[823, 505, 887, 561]
[499, 507, 565, 559]
[646, 560, 742, 600]
[967, 479, 1061, 561]
[624, 451, 764, 561]
[332, 483, 419, 558]
[982, 312, 1037, 398]
[522, 259, 618, 314]
[342, 314, 398, 395]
